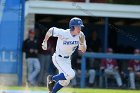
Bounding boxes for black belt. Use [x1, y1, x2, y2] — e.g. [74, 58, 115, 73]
[58, 55, 69, 58]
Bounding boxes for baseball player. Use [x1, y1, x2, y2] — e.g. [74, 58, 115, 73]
[128, 49, 140, 89]
[42, 17, 87, 93]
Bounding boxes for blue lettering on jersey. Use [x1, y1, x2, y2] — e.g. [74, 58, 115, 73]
[63, 41, 79, 45]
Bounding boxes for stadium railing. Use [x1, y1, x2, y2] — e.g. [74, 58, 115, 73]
[80, 52, 140, 88]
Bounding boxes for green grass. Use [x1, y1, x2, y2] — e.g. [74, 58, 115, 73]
[61, 88, 140, 93]
[0, 86, 139, 93]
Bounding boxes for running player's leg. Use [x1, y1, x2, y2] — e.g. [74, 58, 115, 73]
[51, 53, 75, 81]
[50, 54, 75, 93]
[52, 70, 74, 93]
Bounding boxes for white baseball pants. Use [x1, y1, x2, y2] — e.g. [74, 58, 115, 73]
[52, 53, 75, 86]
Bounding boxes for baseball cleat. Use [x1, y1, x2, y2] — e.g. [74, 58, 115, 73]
[47, 75, 55, 92]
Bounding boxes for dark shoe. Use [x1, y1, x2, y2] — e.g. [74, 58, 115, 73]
[47, 75, 55, 91]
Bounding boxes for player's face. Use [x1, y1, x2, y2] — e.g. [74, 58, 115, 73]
[74, 26, 81, 35]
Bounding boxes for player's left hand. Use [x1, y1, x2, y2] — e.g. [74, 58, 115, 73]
[79, 33, 85, 45]
[79, 32, 87, 53]
[42, 40, 47, 50]
[78, 45, 86, 53]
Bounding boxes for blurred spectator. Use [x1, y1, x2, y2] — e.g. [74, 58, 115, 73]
[128, 49, 140, 89]
[86, 31, 102, 87]
[100, 48, 123, 88]
[22, 29, 40, 86]
[71, 48, 97, 87]
[87, 31, 101, 52]
[71, 48, 81, 87]
[71, 48, 90, 87]
[87, 66, 96, 87]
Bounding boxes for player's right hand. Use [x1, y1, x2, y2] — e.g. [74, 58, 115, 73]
[42, 40, 47, 50]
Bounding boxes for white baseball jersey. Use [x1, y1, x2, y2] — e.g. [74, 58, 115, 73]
[51, 27, 84, 86]
[52, 27, 81, 56]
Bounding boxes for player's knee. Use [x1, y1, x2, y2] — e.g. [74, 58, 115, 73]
[59, 80, 70, 87]
[67, 70, 75, 80]
[71, 70, 76, 79]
